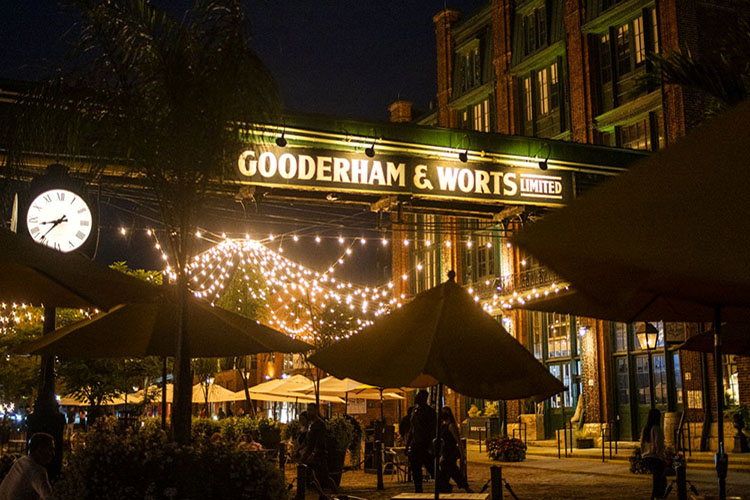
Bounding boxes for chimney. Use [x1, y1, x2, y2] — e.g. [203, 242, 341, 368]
[388, 100, 413, 123]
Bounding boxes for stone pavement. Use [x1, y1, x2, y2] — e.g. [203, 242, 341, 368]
[287, 448, 750, 500]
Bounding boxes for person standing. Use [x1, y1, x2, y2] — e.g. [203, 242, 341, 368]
[437, 406, 472, 493]
[301, 403, 337, 495]
[0, 433, 56, 500]
[407, 389, 436, 493]
[640, 408, 666, 500]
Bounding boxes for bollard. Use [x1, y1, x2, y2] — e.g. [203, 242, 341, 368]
[676, 464, 687, 500]
[295, 463, 307, 500]
[601, 426, 605, 462]
[461, 438, 468, 477]
[279, 442, 287, 470]
[375, 440, 384, 490]
[557, 429, 561, 459]
[491, 465, 503, 500]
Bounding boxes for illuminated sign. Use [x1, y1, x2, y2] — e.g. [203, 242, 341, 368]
[236, 146, 572, 206]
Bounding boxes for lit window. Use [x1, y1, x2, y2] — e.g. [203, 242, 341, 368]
[652, 9, 659, 54]
[538, 69, 549, 115]
[524, 77, 533, 121]
[633, 16, 645, 64]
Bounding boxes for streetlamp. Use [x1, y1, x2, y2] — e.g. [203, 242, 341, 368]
[636, 322, 659, 409]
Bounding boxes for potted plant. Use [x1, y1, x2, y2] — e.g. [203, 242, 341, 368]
[486, 436, 526, 462]
[326, 416, 354, 487]
[726, 405, 749, 453]
[463, 402, 502, 439]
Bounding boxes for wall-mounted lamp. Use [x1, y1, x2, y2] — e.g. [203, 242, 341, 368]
[365, 141, 376, 158]
[535, 142, 551, 170]
[458, 149, 469, 163]
[275, 130, 287, 147]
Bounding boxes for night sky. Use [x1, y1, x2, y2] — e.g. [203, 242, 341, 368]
[1, 0, 488, 121]
[1, 0, 489, 283]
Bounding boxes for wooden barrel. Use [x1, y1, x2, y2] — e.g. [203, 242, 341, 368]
[663, 411, 680, 447]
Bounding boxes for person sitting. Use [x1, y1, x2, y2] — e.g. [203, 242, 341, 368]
[239, 431, 263, 452]
[0, 432, 56, 500]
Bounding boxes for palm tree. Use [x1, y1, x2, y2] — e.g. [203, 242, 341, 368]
[647, 18, 750, 112]
[28, 0, 280, 443]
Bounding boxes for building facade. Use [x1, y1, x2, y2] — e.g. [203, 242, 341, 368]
[391, 0, 750, 447]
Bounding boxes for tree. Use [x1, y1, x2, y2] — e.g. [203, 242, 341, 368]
[215, 258, 269, 414]
[645, 18, 750, 113]
[191, 357, 219, 415]
[36, 0, 280, 443]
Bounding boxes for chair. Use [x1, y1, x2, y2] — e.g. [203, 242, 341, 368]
[384, 447, 410, 483]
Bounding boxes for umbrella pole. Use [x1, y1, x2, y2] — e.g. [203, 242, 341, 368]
[713, 308, 728, 500]
[344, 393, 348, 416]
[434, 383, 443, 500]
[379, 388, 384, 423]
[161, 357, 167, 431]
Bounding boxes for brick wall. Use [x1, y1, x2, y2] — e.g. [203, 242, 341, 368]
[391, 213, 411, 299]
[434, 9, 461, 128]
[491, 0, 515, 134]
[388, 101, 413, 123]
[564, 0, 594, 143]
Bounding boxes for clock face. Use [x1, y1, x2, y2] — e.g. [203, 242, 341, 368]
[26, 189, 93, 253]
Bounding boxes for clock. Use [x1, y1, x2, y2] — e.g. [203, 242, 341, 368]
[26, 188, 93, 253]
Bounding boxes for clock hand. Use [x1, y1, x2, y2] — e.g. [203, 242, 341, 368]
[40, 215, 68, 240]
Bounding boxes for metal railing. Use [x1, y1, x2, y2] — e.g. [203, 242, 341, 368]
[472, 266, 563, 299]
[675, 410, 692, 457]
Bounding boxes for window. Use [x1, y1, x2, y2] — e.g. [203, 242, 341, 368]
[619, 119, 650, 150]
[633, 16, 645, 65]
[673, 353, 683, 405]
[524, 77, 533, 121]
[600, 34, 612, 84]
[538, 68, 550, 115]
[616, 24, 631, 76]
[457, 46, 482, 94]
[549, 363, 572, 407]
[724, 355, 740, 406]
[635, 355, 651, 405]
[550, 63, 560, 110]
[523, 6, 547, 55]
[616, 357, 630, 405]
[414, 214, 439, 293]
[547, 313, 570, 358]
[653, 354, 668, 405]
[472, 98, 491, 132]
[651, 9, 659, 54]
[614, 323, 628, 352]
[531, 311, 543, 360]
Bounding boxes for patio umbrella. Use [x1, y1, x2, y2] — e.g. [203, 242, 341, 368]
[679, 324, 750, 357]
[0, 228, 160, 310]
[513, 101, 750, 499]
[310, 274, 565, 500]
[309, 275, 565, 401]
[246, 375, 344, 404]
[15, 289, 312, 358]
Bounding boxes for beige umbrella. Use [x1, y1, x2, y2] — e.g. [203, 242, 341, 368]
[247, 375, 344, 403]
[513, 102, 750, 499]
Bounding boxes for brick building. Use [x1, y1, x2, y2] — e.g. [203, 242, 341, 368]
[391, 0, 750, 448]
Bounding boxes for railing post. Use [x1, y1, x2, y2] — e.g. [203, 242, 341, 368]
[375, 440, 384, 490]
[563, 423, 568, 458]
[491, 465, 503, 500]
[676, 463, 687, 500]
[557, 428, 561, 459]
[295, 464, 307, 500]
[601, 426, 605, 462]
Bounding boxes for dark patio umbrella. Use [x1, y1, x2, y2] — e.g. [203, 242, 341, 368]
[513, 101, 750, 499]
[679, 324, 750, 357]
[310, 273, 565, 500]
[15, 287, 312, 358]
[0, 228, 161, 309]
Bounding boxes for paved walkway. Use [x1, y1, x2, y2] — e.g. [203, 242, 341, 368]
[288, 447, 750, 500]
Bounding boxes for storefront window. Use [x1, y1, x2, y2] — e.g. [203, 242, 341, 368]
[549, 363, 572, 408]
[614, 322, 628, 352]
[531, 311, 543, 359]
[616, 357, 630, 405]
[635, 355, 650, 405]
[547, 313, 570, 358]
[653, 354, 668, 405]
[724, 355, 740, 407]
[673, 353, 683, 405]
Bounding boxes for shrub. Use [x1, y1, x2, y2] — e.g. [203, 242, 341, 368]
[467, 404, 482, 418]
[55, 417, 287, 500]
[484, 402, 500, 418]
[191, 417, 220, 440]
[327, 416, 354, 455]
[486, 436, 526, 462]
